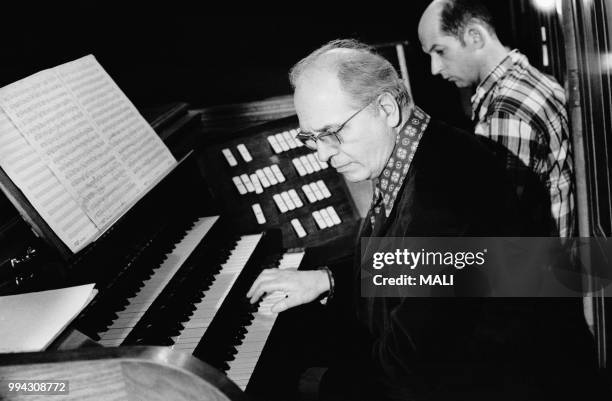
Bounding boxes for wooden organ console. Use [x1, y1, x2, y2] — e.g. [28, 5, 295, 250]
[0, 102, 361, 400]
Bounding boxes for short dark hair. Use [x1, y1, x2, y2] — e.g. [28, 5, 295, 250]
[289, 39, 411, 109]
[439, 0, 496, 43]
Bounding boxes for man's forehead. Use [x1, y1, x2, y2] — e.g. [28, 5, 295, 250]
[418, 1, 445, 49]
[294, 70, 346, 105]
[293, 71, 353, 130]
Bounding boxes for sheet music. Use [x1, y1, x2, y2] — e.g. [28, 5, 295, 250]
[0, 69, 142, 229]
[0, 109, 97, 251]
[0, 55, 177, 253]
[56, 55, 175, 187]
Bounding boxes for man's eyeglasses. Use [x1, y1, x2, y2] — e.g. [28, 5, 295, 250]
[296, 99, 375, 150]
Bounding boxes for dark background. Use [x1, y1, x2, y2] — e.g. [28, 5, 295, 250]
[0, 2, 522, 130]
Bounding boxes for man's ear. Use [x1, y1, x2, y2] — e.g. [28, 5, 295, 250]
[463, 22, 487, 50]
[378, 93, 401, 128]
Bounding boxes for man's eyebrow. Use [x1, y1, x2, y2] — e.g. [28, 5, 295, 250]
[301, 123, 340, 135]
[423, 43, 440, 53]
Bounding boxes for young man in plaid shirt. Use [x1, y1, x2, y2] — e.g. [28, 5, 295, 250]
[419, 0, 575, 237]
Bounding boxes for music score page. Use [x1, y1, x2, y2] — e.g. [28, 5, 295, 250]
[0, 55, 176, 253]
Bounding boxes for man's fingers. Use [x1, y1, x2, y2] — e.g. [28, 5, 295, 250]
[248, 284, 269, 304]
[249, 281, 292, 304]
[247, 269, 280, 298]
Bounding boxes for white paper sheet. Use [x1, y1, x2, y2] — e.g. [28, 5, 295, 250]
[0, 284, 96, 352]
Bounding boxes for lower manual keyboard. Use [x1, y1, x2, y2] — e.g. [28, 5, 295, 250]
[225, 251, 305, 390]
[171, 234, 263, 351]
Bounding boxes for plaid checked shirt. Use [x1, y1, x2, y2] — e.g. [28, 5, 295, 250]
[472, 50, 575, 237]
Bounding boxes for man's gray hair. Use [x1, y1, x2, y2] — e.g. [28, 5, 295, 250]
[289, 39, 411, 109]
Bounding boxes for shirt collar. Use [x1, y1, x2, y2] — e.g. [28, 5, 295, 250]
[471, 49, 527, 119]
[372, 105, 430, 217]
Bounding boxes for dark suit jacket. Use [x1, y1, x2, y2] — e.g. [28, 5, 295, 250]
[321, 119, 601, 401]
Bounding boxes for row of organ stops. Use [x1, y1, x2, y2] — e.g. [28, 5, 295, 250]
[221, 129, 305, 168]
[230, 153, 327, 196]
[221, 125, 346, 242]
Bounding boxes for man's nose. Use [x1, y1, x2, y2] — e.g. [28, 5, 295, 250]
[431, 56, 443, 76]
[315, 141, 338, 163]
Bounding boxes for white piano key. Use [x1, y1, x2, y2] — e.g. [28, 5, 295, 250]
[99, 339, 124, 347]
[115, 311, 143, 318]
[222, 148, 238, 166]
[183, 317, 213, 329]
[232, 176, 248, 195]
[99, 328, 132, 340]
[326, 206, 342, 225]
[270, 164, 286, 183]
[280, 251, 306, 268]
[230, 337, 272, 352]
[236, 144, 253, 162]
[227, 354, 262, 363]
[105, 315, 142, 329]
[173, 344, 200, 350]
[227, 366, 262, 375]
[180, 327, 210, 338]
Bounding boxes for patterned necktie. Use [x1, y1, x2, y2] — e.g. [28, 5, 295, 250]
[369, 187, 386, 234]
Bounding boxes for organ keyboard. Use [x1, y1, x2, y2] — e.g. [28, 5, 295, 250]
[98, 216, 220, 347]
[225, 251, 306, 389]
[84, 210, 305, 393]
